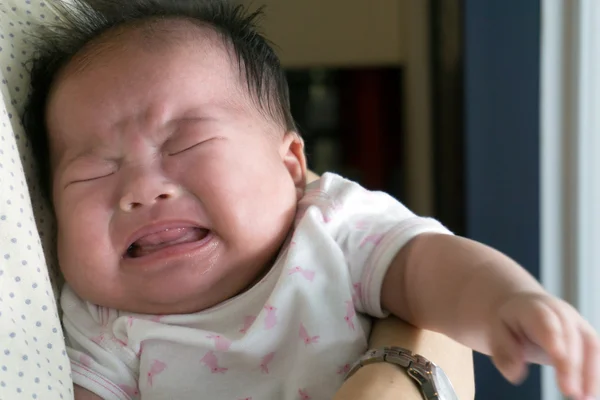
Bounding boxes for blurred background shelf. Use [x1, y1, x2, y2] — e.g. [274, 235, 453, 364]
[240, 0, 407, 68]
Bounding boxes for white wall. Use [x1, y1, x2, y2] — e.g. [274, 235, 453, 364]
[540, 1, 600, 398]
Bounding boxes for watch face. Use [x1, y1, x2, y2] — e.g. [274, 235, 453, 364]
[431, 364, 459, 400]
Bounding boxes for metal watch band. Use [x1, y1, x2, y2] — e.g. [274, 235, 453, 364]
[345, 346, 427, 378]
[345, 346, 440, 399]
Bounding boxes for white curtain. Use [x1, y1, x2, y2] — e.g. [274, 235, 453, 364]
[540, 0, 600, 399]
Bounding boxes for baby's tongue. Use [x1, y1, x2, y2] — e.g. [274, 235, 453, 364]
[130, 227, 207, 257]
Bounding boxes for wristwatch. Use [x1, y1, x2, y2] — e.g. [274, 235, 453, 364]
[345, 346, 459, 400]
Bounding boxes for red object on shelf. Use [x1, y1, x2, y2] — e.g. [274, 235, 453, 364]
[339, 69, 402, 192]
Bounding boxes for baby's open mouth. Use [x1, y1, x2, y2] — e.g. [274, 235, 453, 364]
[126, 227, 209, 258]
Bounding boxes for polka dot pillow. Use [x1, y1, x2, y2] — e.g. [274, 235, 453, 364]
[0, 1, 72, 399]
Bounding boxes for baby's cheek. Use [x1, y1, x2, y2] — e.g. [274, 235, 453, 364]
[57, 207, 114, 279]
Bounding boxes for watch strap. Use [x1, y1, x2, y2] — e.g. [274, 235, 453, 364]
[345, 346, 440, 399]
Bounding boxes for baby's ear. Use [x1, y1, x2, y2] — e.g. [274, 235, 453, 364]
[280, 132, 307, 197]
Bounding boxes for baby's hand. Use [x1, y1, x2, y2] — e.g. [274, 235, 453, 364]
[490, 292, 600, 399]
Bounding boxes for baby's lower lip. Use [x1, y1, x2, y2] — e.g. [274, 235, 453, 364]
[126, 228, 209, 258]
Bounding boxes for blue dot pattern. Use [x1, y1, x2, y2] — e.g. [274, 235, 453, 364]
[0, 1, 71, 399]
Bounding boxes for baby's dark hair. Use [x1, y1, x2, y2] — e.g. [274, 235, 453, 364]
[22, 0, 296, 200]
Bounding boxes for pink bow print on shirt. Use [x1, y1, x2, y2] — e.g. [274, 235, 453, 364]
[298, 388, 312, 400]
[150, 315, 164, 323]
[352, 283, 363, 303]
[91, 332, 127, 348]
[299, 323, 319, 345]
[201, 351, 228, 374]
[147, 360, 167, 387]
[118, 384, 140, 398]
[90, 333, 105, 346]
[239, 315, 257, 334]
[344, 300, 356, 330]
[337, 364, 351, 375]
[264, 305, 278, 330]
[260, 352, 276, 374]
[206, 334, 232, 351]
[288, 266, 315, 282]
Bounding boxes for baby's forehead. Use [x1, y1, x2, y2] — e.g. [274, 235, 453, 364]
[50, 17, 257, 120]
[64, 17, 235, 77]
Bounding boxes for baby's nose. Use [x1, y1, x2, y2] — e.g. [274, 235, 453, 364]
[119, 182, 180, 212]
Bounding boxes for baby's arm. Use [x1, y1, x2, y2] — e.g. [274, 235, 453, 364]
[382, 233, 543, 354]
[74, 385, 103, 400]
[381, 233, 599, 399]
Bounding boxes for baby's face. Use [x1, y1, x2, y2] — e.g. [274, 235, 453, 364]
[46, 28, 305, 314]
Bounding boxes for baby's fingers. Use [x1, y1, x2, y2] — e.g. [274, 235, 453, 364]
[517, 300, 567, 366]
[490, 322, 527, 384]
[520, 301, 579, 396]
[554, 309, 582, 398]
[581, 321, 600, 398]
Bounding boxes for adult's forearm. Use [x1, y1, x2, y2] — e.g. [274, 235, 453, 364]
[334, 316, 475, 400]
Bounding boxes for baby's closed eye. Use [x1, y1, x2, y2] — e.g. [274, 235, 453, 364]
[64, 162, 117, 187]
[165, 133, 225, 156]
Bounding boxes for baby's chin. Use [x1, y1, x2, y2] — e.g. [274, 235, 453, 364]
[67, 255, 271, 315]
[67, 279, 229, 316]
[108, 278, 258, 315]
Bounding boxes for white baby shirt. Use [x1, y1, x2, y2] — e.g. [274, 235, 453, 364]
[61, 173, 451, 400]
